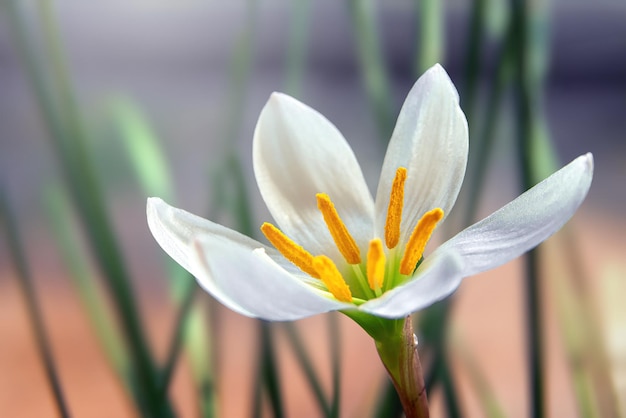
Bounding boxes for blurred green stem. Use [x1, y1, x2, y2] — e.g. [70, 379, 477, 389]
[1, 188, 71, 418]
[453, 334, 507, 418]
[6, 1, 171, 414]
[110, 96, 218, 416]
[253, 322, 285, 418]
[44, 186, 133, 393]
[511, 0, 545, 415]
[328, 314, 341, 418]
[283, 323, 331, 416]
[415, 0, 443, 74]
[462, 16, 515, 227]
[158, 277, 199, 395]
[285, 0, 311, 97]
[347, 0, 394, 139]
[461, 0, 486, 122]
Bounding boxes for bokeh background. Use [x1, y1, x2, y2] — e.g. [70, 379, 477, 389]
[1, 1, 625, 417]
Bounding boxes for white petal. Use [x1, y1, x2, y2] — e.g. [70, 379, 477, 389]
[253, 93, 375, 263]
[375, 64, 468, 247]
[147, 197, 348, 319]
[435, 153, 594, 277]
[191, 239, 351, 321]
[360, 250, 464, 318]
[147, 197, 263, 276]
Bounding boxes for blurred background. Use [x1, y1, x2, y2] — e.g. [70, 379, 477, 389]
[1, 0, 624, 417]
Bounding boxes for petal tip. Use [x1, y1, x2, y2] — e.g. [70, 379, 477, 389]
[425, 62, 445, 75]
[146, 196, 162, 208]
[582, 152, 594, 172]
[267, 91, 296, 108]
[418, 63, 460, 105]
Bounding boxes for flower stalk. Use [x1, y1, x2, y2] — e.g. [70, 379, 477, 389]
[376, 316, 429, 418]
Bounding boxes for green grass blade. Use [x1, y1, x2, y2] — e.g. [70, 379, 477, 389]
[109, 98, 174, 200]
[5, 0, 172, 414]
[347, 0, 394, 140]
[158, 278, 198, 394]
[452, 335, 507, 418]
[415, 0, 444, 74]
[285, 0, 311, 97]
[461, 0, 487, 122]
[328, 314, 341, 418]
[461, 16, 515, 227]
[258, 322, 285, 418]
[511, 0, 545, 415]
[43, 185, 133, 389]
[1, 188, 72, 418]
[283, 323, 331, 416]
[373, 383, 403, 418]
[108, 95, 218, 415]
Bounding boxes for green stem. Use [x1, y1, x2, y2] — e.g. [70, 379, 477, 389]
[1, 189, 71, 418]
[6, 1, 170, 415]
[347, 0, 394, 140]
[283, 323, 331, 416]
[253, 322, 284, 418]
[461, 0, 486, 122]
[158, 276, 199, 395]
[44, 186, 133, 393]
[375, 316, 429, 418]
[415, 0, 443, 74]
[328, 314, 341, 418]
[440, 360, 461, 418]
[511, 0, 545, 415]
[373, 382, 404, 418]
[285, 0, 311, 97]
[462, 16, 515, 227]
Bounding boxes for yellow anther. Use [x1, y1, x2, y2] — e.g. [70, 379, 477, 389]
[316, 193, 361, 264]
[367, 238, 386, 291]
[399, 208, 444, 275]
[384, 167, 407, 249]
[260, 222, 319, 278]
[312, 255, 353, 302]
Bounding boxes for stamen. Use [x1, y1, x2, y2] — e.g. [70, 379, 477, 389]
[384, 167, 407, 249]
[367, 238, 386, 291]
[399, 208, 444, 275]
[260, 222, 319, 278]
[312, 255, 353, 302]
[316, 193, 361, 264]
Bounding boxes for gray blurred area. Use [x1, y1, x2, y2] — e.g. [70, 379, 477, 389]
[0, 0, 624, 264]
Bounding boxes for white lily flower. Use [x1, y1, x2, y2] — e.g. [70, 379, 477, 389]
[147, 64, 593, 325]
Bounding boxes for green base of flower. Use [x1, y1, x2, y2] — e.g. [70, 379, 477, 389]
[342, 313, 429, 418]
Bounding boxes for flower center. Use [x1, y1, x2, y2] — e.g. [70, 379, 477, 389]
[260, 167, 443, 303]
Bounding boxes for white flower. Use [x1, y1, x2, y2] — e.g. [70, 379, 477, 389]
[147, 64, 593, 322]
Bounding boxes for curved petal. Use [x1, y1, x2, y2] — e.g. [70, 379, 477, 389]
[434, 153, 594, 277]
[253, 93, 375, 263]
[375, 64, 468, 247]
[147, 197, 347, 319]
[147, 197, 264, 275]
[147, 197, 262, 316]
[191, 239, 351, 321]
[359, 250, 464, 318]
